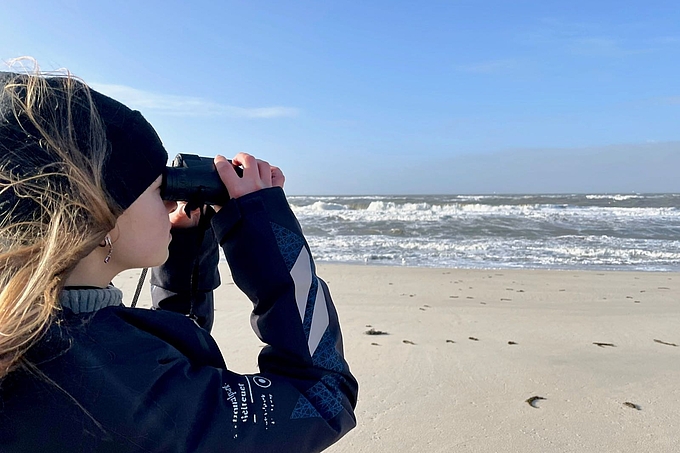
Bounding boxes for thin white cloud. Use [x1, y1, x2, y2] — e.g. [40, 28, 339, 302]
[455, 59, 518, 74]
[569, 37, 650, 57]
[526, 19, 659, 58]
[659, 96, 680, 105]
[89, 83, 299, 119]
[650, 36, 680, 45]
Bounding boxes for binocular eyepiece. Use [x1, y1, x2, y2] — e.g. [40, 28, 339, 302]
[160, 154, 242, 213]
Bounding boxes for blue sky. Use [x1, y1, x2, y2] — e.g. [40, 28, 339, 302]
[2, 0, 679, 194]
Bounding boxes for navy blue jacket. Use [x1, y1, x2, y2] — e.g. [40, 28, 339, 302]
[0, 187, 358, 452]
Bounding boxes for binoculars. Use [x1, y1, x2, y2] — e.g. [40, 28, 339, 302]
[161, 154, 243, 213]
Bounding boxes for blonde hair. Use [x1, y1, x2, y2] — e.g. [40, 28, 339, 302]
[0, 63, 120, 378]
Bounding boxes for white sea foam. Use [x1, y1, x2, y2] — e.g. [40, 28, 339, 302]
[307, 201, 347, 211]
[294, 201, 679, 225]
[585, 194, 643, 201]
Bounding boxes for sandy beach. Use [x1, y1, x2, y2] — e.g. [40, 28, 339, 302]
[114, 264, 680, 453]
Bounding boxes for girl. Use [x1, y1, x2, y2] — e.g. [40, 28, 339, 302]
[0, 68, 357, 452]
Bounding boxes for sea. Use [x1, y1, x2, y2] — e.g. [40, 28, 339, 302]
[284, 193, 680, 272]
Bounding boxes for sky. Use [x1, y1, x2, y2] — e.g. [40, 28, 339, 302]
[1, 0, 679, 194]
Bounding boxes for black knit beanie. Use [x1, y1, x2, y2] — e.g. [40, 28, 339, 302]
[0, 71, 168, 216]
[87, 88, 168, 209]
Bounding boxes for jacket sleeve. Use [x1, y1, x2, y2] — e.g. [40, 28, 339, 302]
[149, 207, 220, 331]
[209, 186, 359, 450]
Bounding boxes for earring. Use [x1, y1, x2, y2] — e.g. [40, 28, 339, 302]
[101, 235, 112, 264]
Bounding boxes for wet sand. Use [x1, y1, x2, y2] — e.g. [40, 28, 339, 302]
[114, 264, 680, 453]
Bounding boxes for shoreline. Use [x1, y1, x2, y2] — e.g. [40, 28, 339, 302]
[221, 255, 680, 273]
[316, 260, 680, 273]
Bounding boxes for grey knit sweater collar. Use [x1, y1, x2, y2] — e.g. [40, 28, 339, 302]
[59, 286, 123, 314]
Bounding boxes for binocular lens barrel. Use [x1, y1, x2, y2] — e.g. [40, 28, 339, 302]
[161, 166, 230, 206]
[160, 154, 241, 208]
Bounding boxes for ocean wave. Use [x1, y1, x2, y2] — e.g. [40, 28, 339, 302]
[294, 202, 680, 226]
[301, 235, 680, 271]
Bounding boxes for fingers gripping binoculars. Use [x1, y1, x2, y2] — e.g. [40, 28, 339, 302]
[160, 154, 243, 214]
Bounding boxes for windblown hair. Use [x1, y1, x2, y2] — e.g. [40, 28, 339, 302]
[0, 65, 120, 378]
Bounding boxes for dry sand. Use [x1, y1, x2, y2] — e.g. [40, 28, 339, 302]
[113, 264, 680, 453]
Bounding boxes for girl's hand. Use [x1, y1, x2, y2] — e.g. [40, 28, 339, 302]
[214, 153, 285, 209]
[168, 201, 201, 228]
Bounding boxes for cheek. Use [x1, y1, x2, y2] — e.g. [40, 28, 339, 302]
[157, 200, 171, 228]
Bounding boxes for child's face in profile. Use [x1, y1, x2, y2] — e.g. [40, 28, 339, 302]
[110, 175, 176, 270]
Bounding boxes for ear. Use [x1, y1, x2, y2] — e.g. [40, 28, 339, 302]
[106, 221, 121, 244]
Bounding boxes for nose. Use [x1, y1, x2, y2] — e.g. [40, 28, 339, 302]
[164, 200, 178, 213]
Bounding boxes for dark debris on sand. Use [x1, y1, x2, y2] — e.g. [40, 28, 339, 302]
[593, 342, 616, 348]
[525, 396, 546, 408]
[364, 328, 389, 335]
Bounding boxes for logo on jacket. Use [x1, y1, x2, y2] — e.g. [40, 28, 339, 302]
[253, 376, 272, 388]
